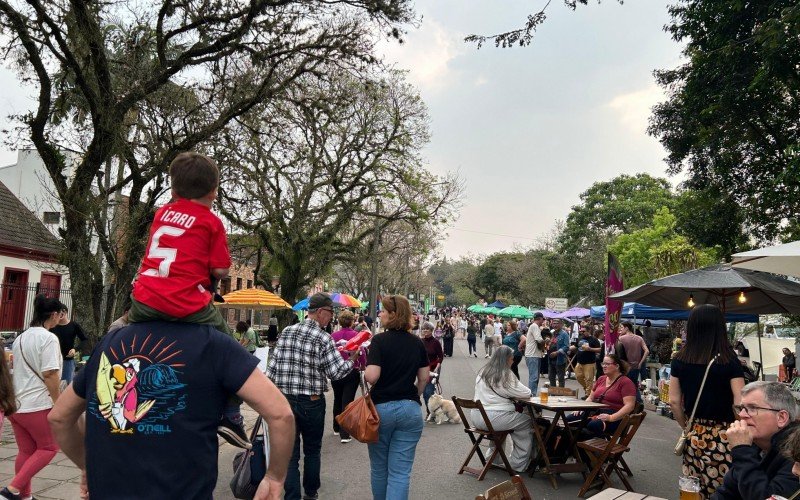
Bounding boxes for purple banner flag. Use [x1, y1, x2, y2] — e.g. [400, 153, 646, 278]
[604, 252, 624, 350]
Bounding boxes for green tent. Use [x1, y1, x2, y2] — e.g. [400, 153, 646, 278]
[497, 305, 533, 319]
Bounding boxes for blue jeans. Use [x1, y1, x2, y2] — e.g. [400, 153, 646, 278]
[422, 382, 436, 413]
[525, 357, 540, 394]
[627, 368, 643, 402]
[61, 358, 75, 383]
[368, 400, 424, 500]
[284, 395, 325, 500]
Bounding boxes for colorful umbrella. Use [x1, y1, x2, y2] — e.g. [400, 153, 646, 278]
[214, 289, 291, 310]
[292, 298, 310, 311]
[331, 293, 362, 308]
[497, 305, 533, 319]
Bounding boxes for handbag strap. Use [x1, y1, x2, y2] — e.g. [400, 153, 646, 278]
[684, 354, 718, 433]
[18, 335, 44, 383]
[249, 416, 263, 441]
[358, 371, 371, 397]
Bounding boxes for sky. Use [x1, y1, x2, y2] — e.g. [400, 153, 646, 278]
[0, 1, 684, 260]
[377, 0, 684, 259]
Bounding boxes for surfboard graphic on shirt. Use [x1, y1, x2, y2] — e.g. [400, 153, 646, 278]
[89, 331, 186, 436]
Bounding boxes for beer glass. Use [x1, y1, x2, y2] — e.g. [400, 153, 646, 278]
[678, 475, 700, 500]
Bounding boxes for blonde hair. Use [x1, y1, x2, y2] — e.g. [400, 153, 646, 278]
[381, 295, 414, 332]
[338, 310, 355, 328]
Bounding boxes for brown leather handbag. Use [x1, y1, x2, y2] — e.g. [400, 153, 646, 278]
[335, 373, 380, 443]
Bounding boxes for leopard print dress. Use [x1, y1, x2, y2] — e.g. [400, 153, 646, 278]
[682, 418, 733, 499]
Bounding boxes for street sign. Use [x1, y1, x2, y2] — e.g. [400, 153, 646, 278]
[545, 297, 569, 311]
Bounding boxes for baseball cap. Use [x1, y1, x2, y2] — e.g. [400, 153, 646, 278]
[533, 312, 544, 320]
[308, 292, 333, 310]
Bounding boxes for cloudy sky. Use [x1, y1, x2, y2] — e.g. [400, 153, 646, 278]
[378, 0, 684, 259]
[0, 1, 683, 260]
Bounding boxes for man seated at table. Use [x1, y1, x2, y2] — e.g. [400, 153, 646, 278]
[711, 381, 799, 500]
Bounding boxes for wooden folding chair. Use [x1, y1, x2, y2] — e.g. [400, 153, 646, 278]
[615, 403, 645, 477]
[577, 412, 646, 497]
[475, 475, 532, 500]
[452, 397, 515, 481]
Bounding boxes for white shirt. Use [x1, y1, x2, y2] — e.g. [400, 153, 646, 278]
[494, 322, 503, 336]
[525, 322, 544, 358]
[12, 326, 62, 413]
[473, 375, 532, 412]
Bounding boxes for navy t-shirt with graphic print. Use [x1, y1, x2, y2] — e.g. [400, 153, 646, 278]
[73, 321, 259, 499]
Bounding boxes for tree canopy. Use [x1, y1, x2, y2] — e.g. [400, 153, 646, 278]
[649, 0, 800, 242]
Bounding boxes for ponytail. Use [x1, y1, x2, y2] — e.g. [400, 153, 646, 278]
[30, 294, 64, 327]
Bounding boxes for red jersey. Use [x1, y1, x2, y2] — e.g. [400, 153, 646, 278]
[132, 199, 231, 317]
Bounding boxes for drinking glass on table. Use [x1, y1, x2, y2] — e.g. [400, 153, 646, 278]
[679, 475, 700, 500]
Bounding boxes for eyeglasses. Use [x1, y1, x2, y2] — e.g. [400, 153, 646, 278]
[732, 404, 783, 417]
[320, 308, 334, 314]
[600, 362, 615, 366]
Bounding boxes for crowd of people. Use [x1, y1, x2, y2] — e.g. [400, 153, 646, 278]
[1, 152, 800, 500]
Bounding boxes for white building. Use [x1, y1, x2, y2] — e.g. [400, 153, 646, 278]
[0, 178, 69, 330]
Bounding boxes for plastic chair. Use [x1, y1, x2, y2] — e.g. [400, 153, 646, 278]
[577, 412, 646, 497]
[452, 397, 515, 481]
[475, 475, 532, 500]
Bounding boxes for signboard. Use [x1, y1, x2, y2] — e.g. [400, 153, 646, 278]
[545, 297, 569, 311]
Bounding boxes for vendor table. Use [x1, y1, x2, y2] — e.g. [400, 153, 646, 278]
[516, 396, 609, 489]
[588, 487, 667, 500]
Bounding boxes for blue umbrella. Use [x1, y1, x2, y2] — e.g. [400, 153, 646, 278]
[292, 298, 310, 311]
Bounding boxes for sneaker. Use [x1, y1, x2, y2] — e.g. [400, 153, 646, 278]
[0, 488, 21, 500]
[485, 354, 489, 358]
[340, 437, 352, 443]
[332, 430, 340, 437]
[217, 416, 251, 449]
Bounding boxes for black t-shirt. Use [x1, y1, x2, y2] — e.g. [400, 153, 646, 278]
[671, 355, 744, 423]
[51, 322, 88, 359]
[367, 329, 428, 405]
[73, 322, 259, 499]
[576, 336, 600, 364]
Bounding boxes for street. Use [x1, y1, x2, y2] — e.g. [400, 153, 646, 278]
[214, 337, 681, 499]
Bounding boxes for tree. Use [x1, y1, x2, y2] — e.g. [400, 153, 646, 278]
[217, 69, 461, 303]
[673, 187, 748, 260]
[559, 173, 675, 254]
[649, 0, 800, 242]
[0, 0, 414, 339]
[609, 207, 719, 287]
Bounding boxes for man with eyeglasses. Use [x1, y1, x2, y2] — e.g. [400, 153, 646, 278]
[711, 381, 799, 500]
[267, 293, 360, 500]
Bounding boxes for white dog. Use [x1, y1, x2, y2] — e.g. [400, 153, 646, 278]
[426, 394, 462, 425]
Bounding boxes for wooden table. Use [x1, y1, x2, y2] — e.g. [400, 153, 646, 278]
[588, 487, 667, 500]
[517, 397, 609, 489]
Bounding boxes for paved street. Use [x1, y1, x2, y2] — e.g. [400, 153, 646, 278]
[0, 338, 681, 499]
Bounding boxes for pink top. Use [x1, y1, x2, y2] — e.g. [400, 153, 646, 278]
[332, 328, 367, 370]
[591, 375, 636, 412]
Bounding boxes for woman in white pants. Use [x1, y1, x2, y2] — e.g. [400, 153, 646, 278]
[470, 345, 534, 473]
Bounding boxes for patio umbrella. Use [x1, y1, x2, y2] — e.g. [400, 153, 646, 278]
[215, 288, 291, 309]
[532, 309, 563, 319]
[292, 298, 310, 311]
[497, 305, 533, 319]
[560, 307, 591, 319]
[467, 304, 484, 313]
[732, 240, 800, 278]
[609, 264, 800, 314]
[331, 293, 362, 308]
[483, 306, 502, 315]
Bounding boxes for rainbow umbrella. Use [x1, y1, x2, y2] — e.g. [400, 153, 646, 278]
[331, 293, 362, 308]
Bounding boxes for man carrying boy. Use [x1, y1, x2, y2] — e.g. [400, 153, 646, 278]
[127, 152, 249, 447]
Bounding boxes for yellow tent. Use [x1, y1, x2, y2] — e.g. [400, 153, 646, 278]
[214, 288, 291, 310]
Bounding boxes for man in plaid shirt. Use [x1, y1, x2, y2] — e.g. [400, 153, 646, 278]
[267, 293, 357, 500]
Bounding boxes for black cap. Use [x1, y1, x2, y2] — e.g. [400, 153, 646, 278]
[308, 293, 333, 310]
[533, 312, 545, 320]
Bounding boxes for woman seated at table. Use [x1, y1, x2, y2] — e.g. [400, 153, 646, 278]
[570, 353, 637, 439]
[471, 346, 534, 473]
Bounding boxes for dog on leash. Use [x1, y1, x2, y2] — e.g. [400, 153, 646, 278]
[426, 394, 462, 425]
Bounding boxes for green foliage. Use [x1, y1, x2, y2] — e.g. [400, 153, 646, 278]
[672, 188, 748, 260]
[649, 0, 800, 242]
[609, 207, 719, 287]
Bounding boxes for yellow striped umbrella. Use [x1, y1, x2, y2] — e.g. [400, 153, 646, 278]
[214, 288, 291, 310]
